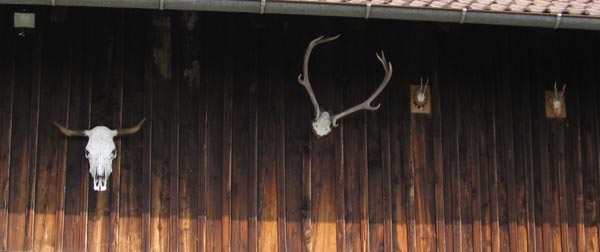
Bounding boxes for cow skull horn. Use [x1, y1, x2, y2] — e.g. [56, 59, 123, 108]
[116, 118, 146, 136]
[53, 122, 87, 137]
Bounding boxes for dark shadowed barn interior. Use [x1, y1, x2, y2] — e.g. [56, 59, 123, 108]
[1, 4, 600, 252]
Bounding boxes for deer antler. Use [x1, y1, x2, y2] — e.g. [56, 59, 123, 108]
[419, 77, 429, 94]
[331, 51, 393, 127]
[554, 82, 566, 100]
[297, 34, 340, 121]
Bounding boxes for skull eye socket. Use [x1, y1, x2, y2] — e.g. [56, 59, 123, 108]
[85, 150, 90, 158]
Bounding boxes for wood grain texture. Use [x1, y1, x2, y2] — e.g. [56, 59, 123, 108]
[118, 10, 146, 252]
[87, 11, 121, 252]
[7, 23, 40, 252]
[33, 12, 71, 252]
[257, 23, 281, 252]
[229, 20, 252, 251]
[175, 11, 202, 252]
[196, 12, 209, 252]
[0, 6, 15, 251]
[0, 10, 598, 252]
[365, 29, 385, 252]
[284, 20, 307, 252]
[204, 13, 224, 252]
[222, 18, 233, 252]
[62, 10, 91, 252]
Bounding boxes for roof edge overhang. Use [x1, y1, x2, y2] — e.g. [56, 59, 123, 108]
[2, 0, 599, 30]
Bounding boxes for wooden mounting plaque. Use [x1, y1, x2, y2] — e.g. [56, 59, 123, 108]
[545, 90, 567, 119]
[410, 84, 431, 114]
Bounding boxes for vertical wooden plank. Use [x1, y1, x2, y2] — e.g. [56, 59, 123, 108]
[87, 11, 121, 252]
[365, 29, 385, 252]
[284, 20, 308, 252]
[169, 13, 181, 252]
[431, 42, 447, 252]
[383, 23, 409, 252]
[195, 12, 209, 252]
[63, 9, 91, 252]
[0, 6, 15, 251]
[594, 37, 600, 252]
[564, 52, 584, 252]
[309, 86, 337, 252]
[204, 13, 224, 252]
[491, 31, 511, 252]
[332, 26, 345, 252]
[378, 35, 393, 252]
[559, 31, 580, 252]
[141, 11, 153, 252]
[548, 121, 568, 252]
[413, 114, 437, 252]
[257, 22, 280, 252]
[438, 30, 461, 252]
[303, 133, 313, 252]
[479, 37, 498, 252]
[176, 11, 201, 252]
[160, 13, 179, 252]
[108, 10, 126, 252]
[118, 10, 146, 252]
[506, 30, 537, 252]
[335, 28, 368, 252]
[229, 16, 254, 252]
[248, 27, 259, 252]
[276, 24, 289, 252]
[146, 13, 175, 252]
[33, 11, 71, 252]
[434, 28, 460, 251]
[456, 49, 475, 252]
[487, 30, 518, 252]
[360, 104, 369, 252]
[0, 8, 15, 251]
[409, 24, 437, 252]
[554, 51, 570, 252]
[580, 38, 600, 252]
[533, 32, 554, 252]
[546, 35, 566, 252]
[221, 18, 233, 252]
[7, 16, 41, 252]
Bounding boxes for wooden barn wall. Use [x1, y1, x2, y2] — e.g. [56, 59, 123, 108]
[0, 5, 600, 252]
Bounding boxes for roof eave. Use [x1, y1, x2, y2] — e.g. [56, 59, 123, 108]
[2, 0, 599, 30]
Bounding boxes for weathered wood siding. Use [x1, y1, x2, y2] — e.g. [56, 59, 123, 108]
[1, 5, 600, 252]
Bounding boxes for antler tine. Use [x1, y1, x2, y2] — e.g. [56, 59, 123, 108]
[297, 34, 341, 121]
[331, 51, 393, 127]
[553, 82, 566, 99]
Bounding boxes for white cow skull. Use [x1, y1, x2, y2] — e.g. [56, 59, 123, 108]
[54, 119, 146, 191]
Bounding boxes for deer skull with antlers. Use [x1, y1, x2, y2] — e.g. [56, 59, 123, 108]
[550, 82, 566, 117]
[297, 35, 393, 137]
[54, 119, 146, 191]
[413, 77, 429, 109]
